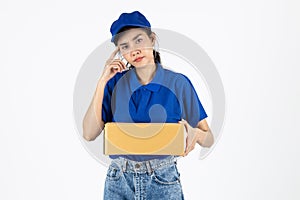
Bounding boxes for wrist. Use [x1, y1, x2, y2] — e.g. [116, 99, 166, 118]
[97, 77, 108, 87]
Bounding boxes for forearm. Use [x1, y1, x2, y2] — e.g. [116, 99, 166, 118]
[196, 128, 214, 148]
[82, 79, 107, 141]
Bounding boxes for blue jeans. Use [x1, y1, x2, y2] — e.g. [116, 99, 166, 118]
[104, 155, 184, 200]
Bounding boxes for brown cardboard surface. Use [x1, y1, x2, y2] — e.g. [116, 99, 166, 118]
[104, 123, 186, 155]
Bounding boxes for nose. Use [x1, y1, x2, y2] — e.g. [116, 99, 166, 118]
[130, 49, 141, 57]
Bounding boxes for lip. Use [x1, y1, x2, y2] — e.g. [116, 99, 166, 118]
[133, 56, 144, 62]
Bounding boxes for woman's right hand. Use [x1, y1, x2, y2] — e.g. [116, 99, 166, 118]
[100, 47, 127, 83]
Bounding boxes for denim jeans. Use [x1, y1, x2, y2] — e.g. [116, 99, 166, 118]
[104, 155, 184, 200]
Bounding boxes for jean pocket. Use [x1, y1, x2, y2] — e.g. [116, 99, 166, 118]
[106, 165, 121, 181]
[152, 164, 181, 185]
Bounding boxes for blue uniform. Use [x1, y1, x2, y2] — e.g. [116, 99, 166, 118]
[102, 63, 207, 161]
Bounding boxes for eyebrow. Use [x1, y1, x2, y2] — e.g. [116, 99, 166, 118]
[119, 33, 143, 46]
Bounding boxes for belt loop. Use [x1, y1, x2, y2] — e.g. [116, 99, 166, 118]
[121, 159, 124, 172]
[145, 161, 152, 175]
[122, 160, 127, 172]
[121, 159, 127, 172]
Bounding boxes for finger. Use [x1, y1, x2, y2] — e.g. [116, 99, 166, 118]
[111, 67, 121, 74]
[184, 148, 190, 157]
[109, 60, 126, 71]
[181, 120, 189, 132]
[184, 143, 195, 156]
[184, 147, 189, 156]
[190, 138, 197, 149]
[185, 134, 197, 153]
[113, 59, 127, 70]
[108, 60, 123, 70]
[110, 61, 122, 68]
[106, 61, 122, 72]
[178, 119, 185, 124]
[185, 146, 194, 156]
[185, 137, 190, 153]
[188, 137, 197, 152]
[111, 64, 122, 73]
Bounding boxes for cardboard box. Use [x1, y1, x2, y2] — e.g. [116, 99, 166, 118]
[104, 123, 187, 155]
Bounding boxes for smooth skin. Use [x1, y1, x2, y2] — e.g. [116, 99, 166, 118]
[82, 28, 214, 156]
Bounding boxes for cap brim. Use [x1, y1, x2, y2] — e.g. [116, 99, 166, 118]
[111, 24, 150, 42]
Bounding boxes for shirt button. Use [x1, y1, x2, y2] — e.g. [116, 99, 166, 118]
[135, 163, 140, 168]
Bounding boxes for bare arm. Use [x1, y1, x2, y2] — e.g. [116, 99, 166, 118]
[82, 47, 126, 141]
[82, 79, 107, 141]
[179, 118, 214, 156]
[196, 119, 214, 147]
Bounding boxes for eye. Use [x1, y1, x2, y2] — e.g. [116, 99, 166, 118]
[121, 45, 128, 50]
[136, 38, 143, 44]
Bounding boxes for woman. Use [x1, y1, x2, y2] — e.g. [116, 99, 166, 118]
[83, 11, 214, 200]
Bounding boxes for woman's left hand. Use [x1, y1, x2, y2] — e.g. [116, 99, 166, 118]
[178, 119, 201, 156]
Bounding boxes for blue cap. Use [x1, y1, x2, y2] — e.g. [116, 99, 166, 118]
[110, 11, 151, 42]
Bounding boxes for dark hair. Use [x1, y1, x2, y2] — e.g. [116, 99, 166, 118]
[112, 26, 161, 64]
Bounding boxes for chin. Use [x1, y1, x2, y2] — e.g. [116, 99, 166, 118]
[134, 64, 147, 68]
[135, 61, 155, 68]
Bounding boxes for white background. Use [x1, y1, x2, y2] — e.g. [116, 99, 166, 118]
[1, 0, 300, 199]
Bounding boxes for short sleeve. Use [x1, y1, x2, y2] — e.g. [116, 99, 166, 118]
[102, 81, 113, 123]
[177, 74, 208, 127]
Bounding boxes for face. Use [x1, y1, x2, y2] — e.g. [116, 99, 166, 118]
[116, 28, 155, 68]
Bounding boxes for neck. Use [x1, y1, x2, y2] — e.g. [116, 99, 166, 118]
[135, 63, 157, 85]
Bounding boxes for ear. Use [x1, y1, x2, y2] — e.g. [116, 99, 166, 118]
[150, 32, 156, 46]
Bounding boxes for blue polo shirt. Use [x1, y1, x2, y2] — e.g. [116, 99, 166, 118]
[102, 62, 207, 161]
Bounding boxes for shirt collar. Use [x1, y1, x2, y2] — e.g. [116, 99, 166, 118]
[128, 62, 164, 92]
